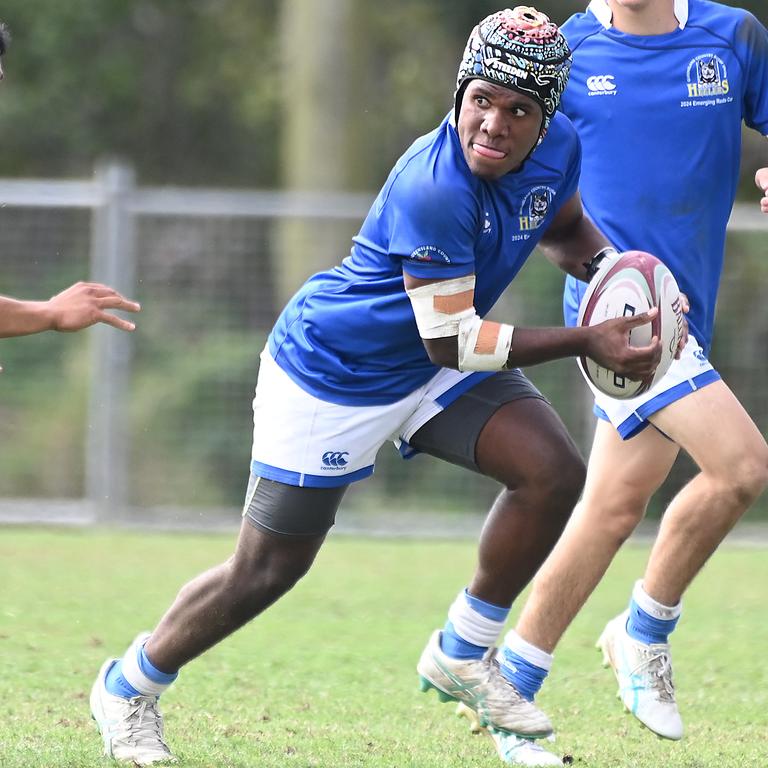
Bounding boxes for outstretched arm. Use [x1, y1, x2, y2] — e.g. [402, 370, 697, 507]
[0, 281, 140, 338]
[403, 272, 660, 379]
[756, 166, 768, 214]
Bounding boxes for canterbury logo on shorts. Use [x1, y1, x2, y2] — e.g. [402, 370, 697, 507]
[321, 451, 350, 469]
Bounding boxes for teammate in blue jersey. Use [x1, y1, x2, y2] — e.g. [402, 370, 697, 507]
[469, 0, 768, 761]
[88, 8, 663, 766]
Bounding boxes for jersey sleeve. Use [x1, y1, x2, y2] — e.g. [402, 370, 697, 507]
[385, 171, 480, 280]
[737, 12, 768, 135]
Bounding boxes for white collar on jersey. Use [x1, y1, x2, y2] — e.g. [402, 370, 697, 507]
[587, 0, 689, 30]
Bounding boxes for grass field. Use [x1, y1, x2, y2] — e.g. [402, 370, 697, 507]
[1, 528, 767, 768]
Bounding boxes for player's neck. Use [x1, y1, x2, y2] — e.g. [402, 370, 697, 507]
[608, 0, 679, 35]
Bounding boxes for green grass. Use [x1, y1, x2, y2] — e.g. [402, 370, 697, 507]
[1, 528, 767, 767]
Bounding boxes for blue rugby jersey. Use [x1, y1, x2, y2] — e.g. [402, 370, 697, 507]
[269, 111, 581, 406]
[561, 0, 768, 353]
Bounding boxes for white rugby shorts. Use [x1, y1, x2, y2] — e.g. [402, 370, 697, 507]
[250, 348, 493, 487]
[591, 335, 720, 439]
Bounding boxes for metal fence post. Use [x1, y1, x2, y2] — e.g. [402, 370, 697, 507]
[86, 161, 137, 521]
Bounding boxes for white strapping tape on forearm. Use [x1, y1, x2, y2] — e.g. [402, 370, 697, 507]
[457, 314, 514, 371]
[406, 275, 477, 339]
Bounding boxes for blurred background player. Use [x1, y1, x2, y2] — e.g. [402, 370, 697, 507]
[0, 282, 140, 341]
[87, 7, 663, 766]
[476, 0, 768, 762]
[0, 28, 140, 352]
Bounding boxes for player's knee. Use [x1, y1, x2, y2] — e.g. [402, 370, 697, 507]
[603, 504, 645, 545]
[726, 445, 768, 508]
[253, 556, 312, 601]
[525, 443, 585, 519]
[229, 548, 316, 613]
[579, 489, 647, 544]
[552, 443, 586, 501]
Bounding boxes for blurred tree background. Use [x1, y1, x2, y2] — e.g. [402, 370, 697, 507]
[0, 1, 765, 520]
[0, 0, 762, 188]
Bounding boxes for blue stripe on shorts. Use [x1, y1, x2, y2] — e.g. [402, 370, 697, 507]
[250, 460, 374, 488]
[606, 369, 721, 440]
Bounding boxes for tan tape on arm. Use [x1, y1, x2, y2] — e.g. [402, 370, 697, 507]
[406, 275, 477, 339]
[457, 315, 514, 371]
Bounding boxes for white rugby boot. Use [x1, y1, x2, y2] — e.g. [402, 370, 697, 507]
[90, 640, 176, 765]
[417, 630, 553, 738]
[597, 610, 683, 740]
[457, 702, 562, 766]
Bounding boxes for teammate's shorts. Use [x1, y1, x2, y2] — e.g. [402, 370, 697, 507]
[590, 336, 720, 439]
[243, 347, 545, 535]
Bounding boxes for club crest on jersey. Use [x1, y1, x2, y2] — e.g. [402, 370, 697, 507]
[686, 54, 729, 97]
[519, 186, 555, 231]
[409, 245, 450, 264]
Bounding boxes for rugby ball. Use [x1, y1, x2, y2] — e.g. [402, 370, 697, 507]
[577, 250, 684, 400]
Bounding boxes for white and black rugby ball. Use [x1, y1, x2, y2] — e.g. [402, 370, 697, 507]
[577, 250, 684, 400]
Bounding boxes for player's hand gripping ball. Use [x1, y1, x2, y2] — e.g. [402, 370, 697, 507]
[577, 250, 684, 399]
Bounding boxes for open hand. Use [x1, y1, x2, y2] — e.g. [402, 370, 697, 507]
[49, 282, 141, 332]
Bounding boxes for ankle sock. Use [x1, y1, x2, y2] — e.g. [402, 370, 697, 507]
[625, 580, 681, 644]
[498, 630, 552, 702]
[105, 635, 178, 698]
[440, 589, 509, 660]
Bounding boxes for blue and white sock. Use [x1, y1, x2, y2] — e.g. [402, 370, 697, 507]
[105, 635, 179, 699]
[625, 580, 681, 645]
[498, 630, 553, 702]
[440, 589, 509, 660]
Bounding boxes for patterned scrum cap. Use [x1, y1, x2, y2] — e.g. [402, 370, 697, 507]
[454, 6, 572, 143]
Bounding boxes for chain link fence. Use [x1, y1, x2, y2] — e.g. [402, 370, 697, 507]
[0, 163, 766, 534]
